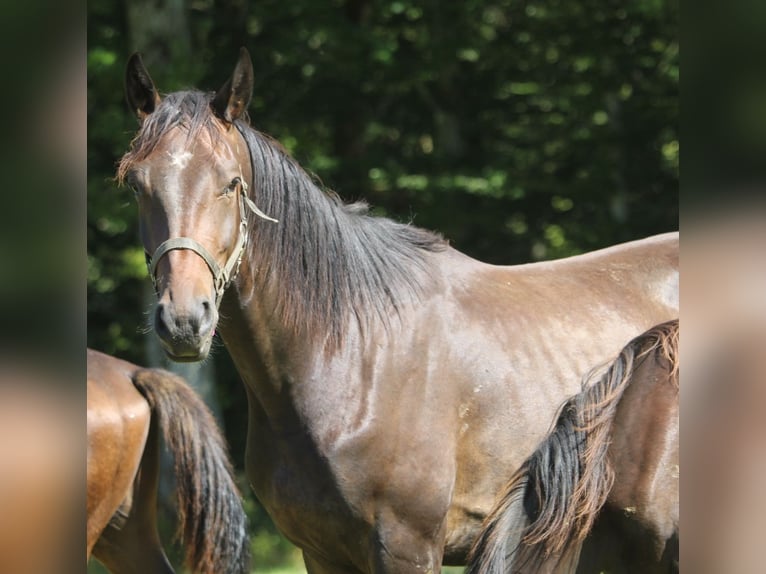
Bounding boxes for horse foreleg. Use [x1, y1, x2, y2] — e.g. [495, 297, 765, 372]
[303, 551, 362, 574]
[368, 528, 446, 574]
[300, 533, 445, 574]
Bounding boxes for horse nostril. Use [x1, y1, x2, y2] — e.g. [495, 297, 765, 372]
[198, 299, 215, 334]
[155, 304, 171, 338]
[154, 300, 213, 339]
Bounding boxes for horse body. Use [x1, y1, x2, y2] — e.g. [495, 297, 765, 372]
[120, 49, 678, 573]
[86, 349, 250, 574]
[219, 236, 678, 570]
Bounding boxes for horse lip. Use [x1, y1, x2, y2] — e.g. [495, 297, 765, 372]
[157, 334, 211, 363]
[165, 351, 205, 363]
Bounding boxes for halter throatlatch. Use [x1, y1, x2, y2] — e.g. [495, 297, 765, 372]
[145, 178, 277, 306]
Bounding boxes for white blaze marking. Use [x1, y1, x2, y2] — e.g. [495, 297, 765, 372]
[168, 150, 193, 169]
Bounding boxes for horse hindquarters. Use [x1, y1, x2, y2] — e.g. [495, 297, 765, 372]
[91, 409, 174, 574]
[86, 377, 151, 558]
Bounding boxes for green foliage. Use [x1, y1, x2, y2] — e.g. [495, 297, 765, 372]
[88, 0, 677, 567]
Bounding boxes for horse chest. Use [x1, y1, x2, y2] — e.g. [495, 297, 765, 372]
[246, 431, 371, 562]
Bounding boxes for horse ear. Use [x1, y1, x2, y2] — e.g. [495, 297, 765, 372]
[211, 47, 253, 124]
[125, 53, 161, 123]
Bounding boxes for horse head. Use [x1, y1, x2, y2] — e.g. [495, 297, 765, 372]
[120, 49, 258, 361]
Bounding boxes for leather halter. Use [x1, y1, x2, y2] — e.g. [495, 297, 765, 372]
[145, 177, 277, 306]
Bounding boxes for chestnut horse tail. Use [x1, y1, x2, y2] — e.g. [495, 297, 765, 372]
[467, 320, 679, 574]
[132, 368, 250, 574]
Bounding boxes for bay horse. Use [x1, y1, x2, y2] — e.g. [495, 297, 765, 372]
[118, 48, 678, 573]
[86, 348, 250, 574]
[466, 319, 679, 573]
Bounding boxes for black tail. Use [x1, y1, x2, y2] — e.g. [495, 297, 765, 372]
[466, 320, 679, 574]
[133, 368, 251, 574]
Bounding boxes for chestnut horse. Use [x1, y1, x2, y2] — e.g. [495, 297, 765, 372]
[467, 319, 679, 573]
[87, 348, 249, 574]
[117, 48, 678, 573]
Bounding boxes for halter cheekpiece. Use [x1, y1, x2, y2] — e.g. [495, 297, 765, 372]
[145, 177, 277, 306]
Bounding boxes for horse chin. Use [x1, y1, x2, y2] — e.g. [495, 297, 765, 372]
[158, 334, 212, 363]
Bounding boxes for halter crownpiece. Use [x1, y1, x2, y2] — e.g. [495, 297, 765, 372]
[145, 178, 277, 306]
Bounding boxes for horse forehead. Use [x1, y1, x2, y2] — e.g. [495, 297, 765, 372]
[167, 149, 194, 169]
[149, 122, 229, 158]
[140, 141, 236, 188]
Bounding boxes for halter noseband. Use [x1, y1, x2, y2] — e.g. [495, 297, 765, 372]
[145, 177, 277, 306]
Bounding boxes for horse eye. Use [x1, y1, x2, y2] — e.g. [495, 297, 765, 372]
[126, 174, 142, 198]
[224, 177, 241, 195]
[128, 182, 140, 198]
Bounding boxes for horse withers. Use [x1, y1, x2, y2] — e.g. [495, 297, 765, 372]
[118, 49, 678, 573]
[87, 349, 249, 574]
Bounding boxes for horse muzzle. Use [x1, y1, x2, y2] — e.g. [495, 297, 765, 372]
[154, 299, 216, 361]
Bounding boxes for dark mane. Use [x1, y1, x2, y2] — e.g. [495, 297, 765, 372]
[118, 90, 447, 347]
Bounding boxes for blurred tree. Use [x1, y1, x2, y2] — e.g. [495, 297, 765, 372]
[87, 0, 677, 569]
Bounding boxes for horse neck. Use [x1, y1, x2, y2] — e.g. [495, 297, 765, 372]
[227, 123, 443, 362]
[213, 287, 286, 402]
